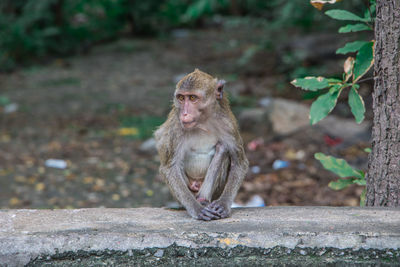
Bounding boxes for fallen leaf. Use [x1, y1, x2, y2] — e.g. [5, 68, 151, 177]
[117, 127, 139, 136]
[310, 0, 342, 10]
[35, 183, 46, 191]
[146, 189, 154, 197]
[9, 197, 21, 206]
[83, 176, 95, 184]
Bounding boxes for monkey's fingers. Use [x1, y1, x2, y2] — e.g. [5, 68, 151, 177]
[198, 213, 212, 221]
[199, 208, 221, 221]
[207, 202, 229, 218]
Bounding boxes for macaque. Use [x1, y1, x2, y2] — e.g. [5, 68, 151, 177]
[154, 69, 249, 220]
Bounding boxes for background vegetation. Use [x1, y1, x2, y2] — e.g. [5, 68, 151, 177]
[0, 0, 367, 71]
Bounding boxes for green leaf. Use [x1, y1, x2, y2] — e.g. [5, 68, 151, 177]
[364, 147, 371, 153]
[348, 85, 365, 123]
[364, 3, 375, 22]
[183, 0, 212, 21]
[353, 41, 374, 81]
[329, 178, 354, 190]
[0, 96, 10, 106]
[325, 9, 368, 22]
[315, 153, 364, 179]
[291, 77, 329, 91]
[339, 23, 371, 33]
[329, 84, 342, 94]
[353, 178, 366, 186]
[309, 90, 340, 125]
[41, 27, 60, 37]
[327, 78, 342, 83]
[336, 41, 369, 55]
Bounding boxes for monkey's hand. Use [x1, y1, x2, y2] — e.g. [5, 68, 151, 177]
[198, 200, 230, 221]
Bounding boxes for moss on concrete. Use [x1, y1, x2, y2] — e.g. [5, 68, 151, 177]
[28, 245, 400, 266]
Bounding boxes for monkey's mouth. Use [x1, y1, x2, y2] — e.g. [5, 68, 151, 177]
[182, 120, 196, 128]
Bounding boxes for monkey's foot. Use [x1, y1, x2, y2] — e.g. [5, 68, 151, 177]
[197, 207, 221, 221]
[206, 201, 229, 219]
[198, 201, 229, 221]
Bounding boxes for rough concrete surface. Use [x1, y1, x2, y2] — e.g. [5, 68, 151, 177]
[0, 207, 399, 266]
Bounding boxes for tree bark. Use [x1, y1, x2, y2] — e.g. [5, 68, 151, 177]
[366, 1, 400, 206]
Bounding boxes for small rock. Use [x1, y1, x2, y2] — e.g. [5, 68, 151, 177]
[139, 138, 157, 153]
[238, 108, 271, 135]
[154, 249, 164, 258]
[318, 116, 371, 143]
[259, 97, 272, 108]
[299, 249, 307, 255]
[268, 98, 310, 135]
[171, 29, 189, 38]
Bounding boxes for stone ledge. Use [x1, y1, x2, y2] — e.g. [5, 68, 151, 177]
[0, 207, 399, 266]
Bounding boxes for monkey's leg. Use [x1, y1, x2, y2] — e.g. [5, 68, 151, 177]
[161, 165, 221, 220]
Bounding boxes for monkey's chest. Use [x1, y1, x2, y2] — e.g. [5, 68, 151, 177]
[183, 135, 217, 180]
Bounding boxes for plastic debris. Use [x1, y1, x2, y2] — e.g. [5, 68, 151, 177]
[272, 159, 290, 170]
[4, 103, 18, 114]
[232, 195, 265, 208]
[258, 97, 272, 107]
[139, 138, 157, 153]
[250, 165, 261, 174]
[245, 195, 265, 207]
[324, 135, 343, 147]
[247, 137, 264, 151]
[45, 159, 67, 169]
[285, 149, 306, 160]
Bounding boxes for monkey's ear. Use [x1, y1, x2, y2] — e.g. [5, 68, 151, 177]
[216, 80, 225, 100]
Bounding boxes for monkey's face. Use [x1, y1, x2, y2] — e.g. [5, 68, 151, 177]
[175, 90, 206, 129]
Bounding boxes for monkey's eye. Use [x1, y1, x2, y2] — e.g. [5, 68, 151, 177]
[189, 95, 198, 101]
[177, 95, 185, 102]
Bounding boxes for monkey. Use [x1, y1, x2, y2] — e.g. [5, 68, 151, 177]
[154, 69, 249, 221]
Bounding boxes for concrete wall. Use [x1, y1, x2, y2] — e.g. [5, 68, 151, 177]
[1, 207, 399, 266]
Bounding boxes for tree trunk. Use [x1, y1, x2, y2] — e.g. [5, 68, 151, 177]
[366, 1, 400, 206]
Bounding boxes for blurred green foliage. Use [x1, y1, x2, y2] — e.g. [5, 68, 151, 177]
[119, 115, 164, 139]
[0, 0, 365, 71]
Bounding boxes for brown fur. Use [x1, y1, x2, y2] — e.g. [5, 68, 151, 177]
[154, 69, 248, 220]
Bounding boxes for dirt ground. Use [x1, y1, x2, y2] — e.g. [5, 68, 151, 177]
[0, 24, 369, 209]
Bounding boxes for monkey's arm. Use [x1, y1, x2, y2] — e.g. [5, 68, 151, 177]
[197, 143, 228, 202]
[204, 146, 249, 218]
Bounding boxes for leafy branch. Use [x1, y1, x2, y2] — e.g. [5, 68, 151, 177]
[292, 0, 375, 203]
